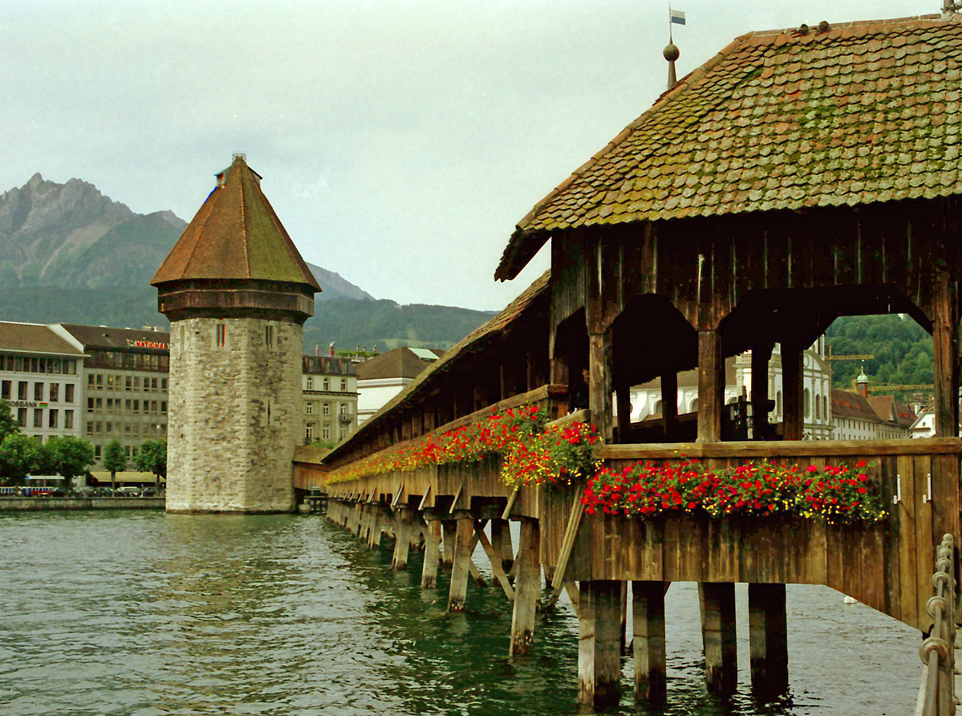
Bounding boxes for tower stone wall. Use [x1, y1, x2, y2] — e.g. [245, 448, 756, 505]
[165, 316, 301, 513]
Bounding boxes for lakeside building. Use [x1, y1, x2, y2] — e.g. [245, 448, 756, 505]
[0, 321, 84, 443]
[52, 324, 170, 470]
[355, 347, 444, 425]
[630, 342, 834, 440]
[302, 355, 358, 444]
[831, 371, 916, 441]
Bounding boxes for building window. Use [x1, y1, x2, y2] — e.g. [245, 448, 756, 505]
[134, 377, 141, 390]
[125, 446, 131, 458]
[804, 389, 811, 419]
[96, 374, 103, 390]
[151, 401, 158, 414]
[126, 377, 132, 391]
[86, 421, 93, 435]
[34, 382, 43, 401]
[306, 377, 313, 390]
[17, 408, 27, 426]
[151, 378, 158, 391]
[65, 410, 73, 429]
[323, 378, 330, 391]
[162, 378, 167, 391]
[87, 398, 94, 413]
[125, 399, 131, 412]
[95, 398, 102, 410]
[340, 379, 347, 391]
[107, 375, 115, 390]
[33, 409, 43, 428]
[306, 402, 313, 415]
[95, 422, 102, 434]
[18, 381, 28, 400]
[49, 409, 58, 428]
[215, 323, 227, 348]
[65, 384, 74, 403]
[133, 400, 140, 414]
[265, 325, 274, 349]
[49, 383, 59, 402]
[322, 426, 330, 440]
[161, 401, 167, 415]
[106, 422, 113, 433]
[0, 380, 9, 400]
[305, 423, 315, 441]
[106, 398, 114, 411]
[94, 445, 101, 459]
[322, 402, 330, 416]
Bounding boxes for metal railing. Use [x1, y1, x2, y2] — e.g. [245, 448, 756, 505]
[917, 533, 957, 716]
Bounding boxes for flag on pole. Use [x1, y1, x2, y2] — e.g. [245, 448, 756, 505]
[670, 8, 686, 25]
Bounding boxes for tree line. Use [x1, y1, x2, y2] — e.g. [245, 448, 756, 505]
[0, 399, 166, 492]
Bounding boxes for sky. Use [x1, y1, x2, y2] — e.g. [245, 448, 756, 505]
[0, 0, 943, 311]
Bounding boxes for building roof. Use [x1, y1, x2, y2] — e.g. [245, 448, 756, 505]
[497, 14, 962, 280]
[59, 324, 170, 353]
[0, 322, 84, 356]
[355, 347, 445, 382]
[832, 388, 883, 422]
[326, 271, 551, 461]
[151, 155, 321, 291]
[867, 395, 917, 427]
[302, 356, 357, 376]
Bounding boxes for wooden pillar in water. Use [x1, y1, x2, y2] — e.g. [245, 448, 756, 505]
[579, 580, 622, 708]
[510, 518, 540, 656]
[748, 583, 789, 697]
[782, 341, 804, 441]
[632, 581, 667, 707]
[392, 509, 413, 571]
[447, 513, 474, 612]
[368, 507, 383, 549]
[421, 517, 442, 589]
[441, 519, 456, 570]
[696, 330, 724, 443]
[933, 271, 959, 438]
[751, 342, 773, 440]
[699, 582, 737, 695]
[490, 518, 514, 574]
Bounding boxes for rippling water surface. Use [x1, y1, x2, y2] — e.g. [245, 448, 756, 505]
[0, 511, 922, 715]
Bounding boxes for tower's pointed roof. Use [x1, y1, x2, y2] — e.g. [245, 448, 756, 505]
[151, 155, 321, 291]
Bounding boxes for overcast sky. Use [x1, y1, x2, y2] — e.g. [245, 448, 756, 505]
[0, 0, 941, 310]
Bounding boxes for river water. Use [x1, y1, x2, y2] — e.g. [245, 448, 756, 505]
[1, 511, 923, 715]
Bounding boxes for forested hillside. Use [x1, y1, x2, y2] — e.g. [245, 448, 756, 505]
[825, 314, 934, 395]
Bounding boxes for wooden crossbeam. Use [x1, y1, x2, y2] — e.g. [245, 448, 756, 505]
[545, 486, 586, 608]
[475, 522, 515, 601]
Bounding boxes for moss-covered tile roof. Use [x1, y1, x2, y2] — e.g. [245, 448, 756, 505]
[497, 14, 962, 280]
[152, 155, 320, 291]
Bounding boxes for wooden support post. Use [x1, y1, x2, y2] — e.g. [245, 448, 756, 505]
[579, 580, 623, 708]
[751, 341, 773, 440]
[696, 330, 724, 443]
[490, 519, 514, 575]
[632, 581, 667, 707]
[588, 331, 613, 443]
[441, 519, 456, 570]
[510, 518, 541, 656]
[748, 583, 789, 698]
[620, 581, 629, 655]
[699, 582, 737, 695]
[447, 514, 475, 612]
[392, 510, 412, 571]
[782, 341, 804, 441]
[476, 523, 514, 601]
[421, 517, 442, 589]
[933, 272, 959, 438]
[368, 508, 383, 550]
[661, 371, 678, 438]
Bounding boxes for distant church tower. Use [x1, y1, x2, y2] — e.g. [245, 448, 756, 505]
[151, 155, 321, 512]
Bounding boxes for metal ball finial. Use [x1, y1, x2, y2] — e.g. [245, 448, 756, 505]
[664, 42, 680, 62]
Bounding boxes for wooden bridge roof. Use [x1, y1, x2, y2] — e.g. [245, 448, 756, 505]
[152, 155, 320, 291]
[497, 14, 962, 281]
[324, 271, 550, 463]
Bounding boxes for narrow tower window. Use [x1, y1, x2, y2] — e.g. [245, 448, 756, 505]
[215, 323, 227, 348]
[265, 325, 274, 349]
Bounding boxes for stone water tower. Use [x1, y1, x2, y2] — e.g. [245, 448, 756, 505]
[151, 155, 321, 512]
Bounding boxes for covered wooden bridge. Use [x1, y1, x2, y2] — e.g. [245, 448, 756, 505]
[304, 14, 962, 711]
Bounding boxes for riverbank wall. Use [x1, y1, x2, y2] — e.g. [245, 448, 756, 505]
[0, 497, 166, 512]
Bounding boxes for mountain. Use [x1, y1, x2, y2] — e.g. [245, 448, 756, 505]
[0, 173, 489, 349]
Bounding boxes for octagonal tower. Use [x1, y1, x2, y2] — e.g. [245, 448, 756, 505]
[152, 155, 320, 513]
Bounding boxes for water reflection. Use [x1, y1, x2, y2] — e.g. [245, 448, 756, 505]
[0, 512, 922, 715]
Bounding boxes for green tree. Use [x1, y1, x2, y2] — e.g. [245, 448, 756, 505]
[0, 433, 42, 485]
[136, 439, 167, 488]
[103, 439, 126, 491]
[46, 436, 95, 493]
[0, 399, 19, 445]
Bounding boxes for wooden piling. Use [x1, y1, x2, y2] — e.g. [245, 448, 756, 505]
[421, 517, 442, 589]
[447, 514, 475, 612]
[699, 582, 737, 695]
[748, 583, 789, 697]
[392, 509, 413, 571]
[632, 581, 667, 707]
[441, 519, 456, 570]
[510, 518, 541, 656]
[579, 580, 623, 708]
[490, 518, 514, 575]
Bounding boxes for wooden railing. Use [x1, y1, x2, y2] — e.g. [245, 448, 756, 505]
[916, 533, 957, 716]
